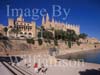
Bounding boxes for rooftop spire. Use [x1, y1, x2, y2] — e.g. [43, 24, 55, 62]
[42, 16, 45, 25]
[17, 15, 24, 21]
[46, 13, 49, 22]
[52, 17, 54, 23]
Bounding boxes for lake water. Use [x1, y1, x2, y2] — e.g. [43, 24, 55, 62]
[57, 49, 100, 64]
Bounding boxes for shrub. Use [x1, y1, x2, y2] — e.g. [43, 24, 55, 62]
[68, 41, 71, 48]
[26, 38, 35, 45]
[38, 39, 43, 45]
[31, 39, 35, 45]
[54, 39, 58, 46]
[77, 41, 81, 46]
[48, 39, 51, 44]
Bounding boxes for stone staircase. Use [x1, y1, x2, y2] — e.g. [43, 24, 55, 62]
[1, 62, 35, 75]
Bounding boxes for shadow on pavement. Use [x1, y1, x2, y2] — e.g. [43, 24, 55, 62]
[0, 56, 23, 63]
[79, 69, 100, 75]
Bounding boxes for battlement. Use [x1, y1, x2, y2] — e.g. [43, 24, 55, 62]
[42, 14, 80, 34]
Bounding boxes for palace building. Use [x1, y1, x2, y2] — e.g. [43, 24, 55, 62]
[7, 15, 36, 38]
[0, 14, 80, 38]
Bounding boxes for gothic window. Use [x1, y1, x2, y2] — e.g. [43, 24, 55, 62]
[29, 26, 32, 30]
[24, 26, 26, 30]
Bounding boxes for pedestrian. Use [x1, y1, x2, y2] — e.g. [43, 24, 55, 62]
[40, 64, 48, 74]
[34, 62, 38, 73]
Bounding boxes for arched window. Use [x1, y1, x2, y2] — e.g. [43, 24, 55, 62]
[29, 33, 32, 35]
[9, 26, 12, 28]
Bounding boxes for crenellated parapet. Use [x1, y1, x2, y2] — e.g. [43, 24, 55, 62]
[41, 13, 80, 34]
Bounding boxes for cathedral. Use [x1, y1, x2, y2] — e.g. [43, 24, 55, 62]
[42, 14, 80, 35]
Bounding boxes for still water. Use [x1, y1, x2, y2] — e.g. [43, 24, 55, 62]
[58, 49, 100, 64]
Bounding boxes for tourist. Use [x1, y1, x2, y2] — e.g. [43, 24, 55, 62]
[38, 63, 48, 74]
[25, 63, 31, 68]
[33, 62, 38, 73]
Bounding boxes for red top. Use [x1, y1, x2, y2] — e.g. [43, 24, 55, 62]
[34, 63, 38, 68]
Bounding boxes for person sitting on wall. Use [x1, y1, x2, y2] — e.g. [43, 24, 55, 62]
[38, 63, 48, 74]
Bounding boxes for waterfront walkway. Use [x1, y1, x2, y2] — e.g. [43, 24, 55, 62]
[0, 56, 100, 75]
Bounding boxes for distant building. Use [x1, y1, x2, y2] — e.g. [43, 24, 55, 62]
[79, 37, 100, 44]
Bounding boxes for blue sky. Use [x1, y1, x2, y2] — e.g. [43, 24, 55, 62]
[0, 0, 100, 40]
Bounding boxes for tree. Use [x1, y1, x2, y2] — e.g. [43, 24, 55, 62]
[68, 41, 71, 48]
[65, 29, 79, 48]
[67, 30, 76, 41]
[54, 39, 58, 46]
[38, 30, 53, 45]
[3, 27, 8, 36]
[38, 26, 45, 39]
[55, 30, 60, 40]
[26, 38, 35, 49]
[79, 33, 88, 39]
[43, 30, 53, 39]
[38, 32, 41, 38]
[10, 28, 20, 37]
[38, 39, 43, 45]
[77, 41, 81, 46]
[54, 30, 67, 41]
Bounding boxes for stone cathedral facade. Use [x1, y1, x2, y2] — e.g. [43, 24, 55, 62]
[42, 14, 80, 35]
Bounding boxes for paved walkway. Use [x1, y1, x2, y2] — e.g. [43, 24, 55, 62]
[0, 62, 13, 75]
[46, 63, 100, 75]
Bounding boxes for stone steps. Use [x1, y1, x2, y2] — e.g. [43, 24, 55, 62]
[2, 62, 34, 75]
[16, 65, 33, 75]
[2, 62, 22, 75]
